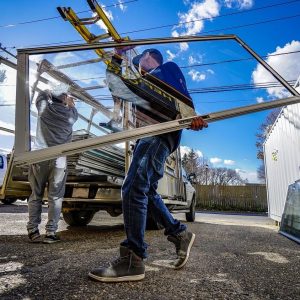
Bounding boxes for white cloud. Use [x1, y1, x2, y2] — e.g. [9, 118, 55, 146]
[95, 7, 113, 31]
[171, 30, 179, 38]
[180, 145, 203, 158]
[224, 0, 253, 9]
[52, 52, 77, 66]
[172, 0, 220, 36]
[0, 65, 16, 105]
[30, 54, 44, 64]
[210, 157, 222, 164]
[170, 0, 254, 60]
[188, 54, 203, 65]
[117, 0, 126, 12]
[224, 159, 235, 165]
[236, 169, 258, 183]
[179, 42, 189, 52]
[0, 131, 14, 137]
[188, 69, 206, 81]
[256, 97, 264, 103]
[207, 69, 214, 74]
[166, 50, 176, 61]
[35, 52, 107, 88]
[252, 40, 300, 98]
[0, 147, 11, 154]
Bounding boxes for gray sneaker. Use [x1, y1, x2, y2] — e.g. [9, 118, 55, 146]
[43, 234, 61, 244]
[88, 246, 145, 282]
[28, 228, 42, 243]
[167, 230, 195, 269]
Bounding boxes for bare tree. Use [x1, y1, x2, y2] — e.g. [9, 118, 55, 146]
[256, 108, 280, 160]
[182, 148, 244, 185]
[0, 69, 7, 83]
[209, 167, 245, 186]
[255, 108, 281, 182]
[257, 164, 265, 182]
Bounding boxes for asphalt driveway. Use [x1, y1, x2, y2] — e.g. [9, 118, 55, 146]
[0, 201, 299, 300]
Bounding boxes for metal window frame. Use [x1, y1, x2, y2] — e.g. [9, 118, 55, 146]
[14, 34, 300, 164]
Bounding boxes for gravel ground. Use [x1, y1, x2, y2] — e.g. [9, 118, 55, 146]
[0, 201, 299, 300]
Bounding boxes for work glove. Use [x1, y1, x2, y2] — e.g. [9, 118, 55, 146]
[190, 116, 208, 131]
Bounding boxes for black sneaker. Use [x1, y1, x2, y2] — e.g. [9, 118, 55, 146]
[88, 246, 145, 282]
[167, 230, 195, 269]
[28, 229, 41, 243]
[43, 234, 61, 244]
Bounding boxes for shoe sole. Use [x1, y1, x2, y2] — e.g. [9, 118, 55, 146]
[88, 272, 145, 282]
[43, 240, 61, 244]
[29, 237, 42, 243]
[174, 233, 195, 270]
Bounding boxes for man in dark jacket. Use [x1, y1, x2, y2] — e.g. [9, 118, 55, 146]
[89, 49, 207, 282]
[27, 90, 78, 243]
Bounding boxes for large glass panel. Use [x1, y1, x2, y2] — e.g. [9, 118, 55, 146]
[280, 180, 300, 243]
[21, 38, 295, 172]
[0, 62, 16, 153]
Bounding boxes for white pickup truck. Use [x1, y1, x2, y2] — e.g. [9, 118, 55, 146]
[0, 148, 196, 229]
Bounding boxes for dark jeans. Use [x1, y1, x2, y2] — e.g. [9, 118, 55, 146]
[121, 136, 186, 258]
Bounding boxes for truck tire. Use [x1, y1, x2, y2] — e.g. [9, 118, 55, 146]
[63, 210, 95, 226]
[185, 196, 196, 222]
[1, 198, 17, 205]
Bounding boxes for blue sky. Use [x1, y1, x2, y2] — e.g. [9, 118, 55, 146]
[0, 0, 300, 182]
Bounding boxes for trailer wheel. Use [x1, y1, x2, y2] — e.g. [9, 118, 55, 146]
[63, 210, 95, 226]
[1, 198, 17, 205]
[185, 196, 196, 222]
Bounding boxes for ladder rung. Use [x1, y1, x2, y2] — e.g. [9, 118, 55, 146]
[77, 16, 100, 25]
[90, 33, 111, 43]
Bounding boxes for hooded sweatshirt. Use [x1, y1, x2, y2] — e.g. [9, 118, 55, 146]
[33, 91, 78, 150]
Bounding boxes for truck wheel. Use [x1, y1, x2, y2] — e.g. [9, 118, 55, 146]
[146, 215, 164, 230]
[185, 196, 196, 222]
[63, 210, 95, 226]
[1, 198, 17, 205]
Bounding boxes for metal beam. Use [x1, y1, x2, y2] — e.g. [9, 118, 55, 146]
[56, 57, 104, 69]
[13, 95, 300, 166]
[16, 34, 300, 99]
[235, 36, 300, 97]
[0, 127, 14, 134]
[0, 44, 17, 59]
[15, 53, 30, 154]
[0, 55, 17, 69]
[17, 35, 237, 55]
[83, 84, 106, 90]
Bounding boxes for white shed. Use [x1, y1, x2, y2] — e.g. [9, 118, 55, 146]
[264, 81, 300, 223]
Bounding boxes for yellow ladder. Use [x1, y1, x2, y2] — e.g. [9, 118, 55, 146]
[57, 0, 126, 65]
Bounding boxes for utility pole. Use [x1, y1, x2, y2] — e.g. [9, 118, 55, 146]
[205, 164, 209, 185]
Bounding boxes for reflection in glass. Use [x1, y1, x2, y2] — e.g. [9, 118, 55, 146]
[280, 180, 300, 244]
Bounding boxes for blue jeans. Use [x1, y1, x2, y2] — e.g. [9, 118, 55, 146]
[121, 136, 186, 258]
[27, 157, 67, 234]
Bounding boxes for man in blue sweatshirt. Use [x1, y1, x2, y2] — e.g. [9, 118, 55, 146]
[89, 48, 207, 282]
